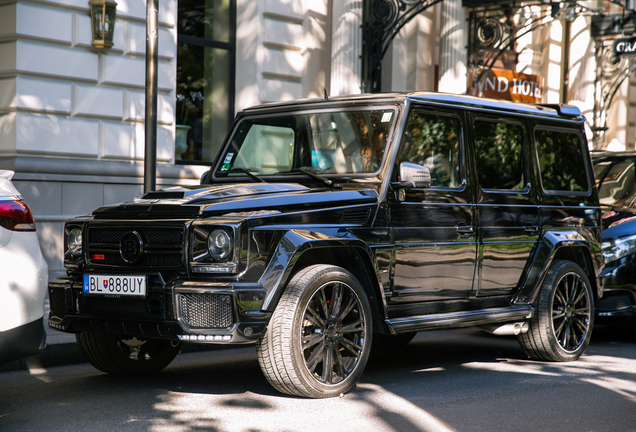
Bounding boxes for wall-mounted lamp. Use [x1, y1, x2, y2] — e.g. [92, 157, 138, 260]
[89, 0, 118, 49]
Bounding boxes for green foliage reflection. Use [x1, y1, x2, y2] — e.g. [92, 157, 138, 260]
[399, 112, 460, 187]
[535, 129, 588, 192]
[474, 121, 524, 190]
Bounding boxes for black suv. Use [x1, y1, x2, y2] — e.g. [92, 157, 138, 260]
[49, 92, 603, 398]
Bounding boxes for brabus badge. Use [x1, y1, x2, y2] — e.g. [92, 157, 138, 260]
[120, 231, 144, 264]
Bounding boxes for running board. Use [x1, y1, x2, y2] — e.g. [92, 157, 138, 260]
[385, 306, 533, 334]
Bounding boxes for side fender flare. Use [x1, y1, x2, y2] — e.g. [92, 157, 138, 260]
[514, 230, 603, 305]
[257, 229, 382, 312]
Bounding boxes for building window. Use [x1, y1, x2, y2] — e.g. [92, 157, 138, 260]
[176, 0, 235, 163]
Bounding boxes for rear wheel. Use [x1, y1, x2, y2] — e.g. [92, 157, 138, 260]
[256, 265, 373, 398]
[518, 260, 594, 362]
[76, 332, 181, 375]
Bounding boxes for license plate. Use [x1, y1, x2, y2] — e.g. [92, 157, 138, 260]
[83, 274, 147, 297]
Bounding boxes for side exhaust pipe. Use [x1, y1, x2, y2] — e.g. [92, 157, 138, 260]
[478, 322, 529, 336]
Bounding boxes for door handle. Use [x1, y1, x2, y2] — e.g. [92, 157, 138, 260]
[456, 224, 475, 237]
[524, 224, 539, 236]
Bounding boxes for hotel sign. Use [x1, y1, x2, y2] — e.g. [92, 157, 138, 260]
[471, 69, 543, 104]
[613, 37, 636, 57]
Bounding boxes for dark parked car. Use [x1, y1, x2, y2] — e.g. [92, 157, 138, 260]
[48, 92, 602, 398]
[592, 151, 636, 329]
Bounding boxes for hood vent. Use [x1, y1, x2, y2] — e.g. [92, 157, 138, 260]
[341, 209, 370, 225]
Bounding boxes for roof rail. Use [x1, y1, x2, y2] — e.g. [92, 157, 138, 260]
[537, 104, 581, 117]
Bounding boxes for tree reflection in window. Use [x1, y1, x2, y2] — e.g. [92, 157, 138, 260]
[535, 129, 588, 192]
[399, 112, 461, 188]
[474, 120, 525, 191]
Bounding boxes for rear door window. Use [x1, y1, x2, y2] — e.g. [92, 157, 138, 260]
[473, 119, 526, 191]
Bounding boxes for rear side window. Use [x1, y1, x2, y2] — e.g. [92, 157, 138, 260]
[535, 128, 589, 192]
[473, 119, 525, 191]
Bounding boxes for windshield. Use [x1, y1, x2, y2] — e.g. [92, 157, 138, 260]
[214, 108, 396, 179]
[594, 157, 636, 206]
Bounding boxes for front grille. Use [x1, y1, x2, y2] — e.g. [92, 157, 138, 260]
[179, 294, 234, 329]
[78, 291, 168, 319]
[87, 225, 185, 269]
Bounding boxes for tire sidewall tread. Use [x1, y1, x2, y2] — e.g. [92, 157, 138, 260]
[518, 260, 594, 362]
[256, 264, 373, 398]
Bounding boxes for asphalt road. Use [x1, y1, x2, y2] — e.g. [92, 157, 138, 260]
[1, 327, 635, 432]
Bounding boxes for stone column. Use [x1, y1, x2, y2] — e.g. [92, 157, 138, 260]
[438, 0, 467, 94]
[330, 0, 362, 96]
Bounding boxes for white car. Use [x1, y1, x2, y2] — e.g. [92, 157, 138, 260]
[0, 170, 48, 365]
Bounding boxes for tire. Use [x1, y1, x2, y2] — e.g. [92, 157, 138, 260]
[373, 332, 417, 349]
[256, 265, 373, 398]
[518, 260, 594, 362]
[76, 332, 181, 375]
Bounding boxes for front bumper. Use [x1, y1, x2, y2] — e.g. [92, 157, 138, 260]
[48, 275, 270, 344]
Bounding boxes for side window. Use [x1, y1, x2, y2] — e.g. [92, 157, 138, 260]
[473, 119, 525, 191]
[535, 128, 589, 192]
[398, 111, 461, 188]
[596, 159, 636, 206]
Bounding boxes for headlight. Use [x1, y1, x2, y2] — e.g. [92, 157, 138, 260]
[601, 235, 636, 264]
[67, 228, 83, 257]
[207, 229, 232, 262]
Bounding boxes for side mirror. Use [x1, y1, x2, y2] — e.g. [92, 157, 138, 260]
[200, 170, 210, 184]
[399, 162, 431, 188]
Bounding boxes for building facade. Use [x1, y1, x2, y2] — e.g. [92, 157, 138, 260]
[0, 0, 634, 278]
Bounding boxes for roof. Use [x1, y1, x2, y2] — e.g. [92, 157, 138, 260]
[240, 91, 582, 120]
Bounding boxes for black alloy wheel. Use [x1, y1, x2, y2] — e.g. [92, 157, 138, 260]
[519, 260, 594, 362]
[257, 265, 373, 398]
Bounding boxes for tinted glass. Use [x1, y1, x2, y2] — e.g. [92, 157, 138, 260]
[595, 159, 636, 206]
[535, 129, 589, 192]
[216, 109, 395, 176]
[474, 120, 525, 190]
[176, 45, 230, 162]
[398, 112, 461, 188]
[178, 0, 230, 42]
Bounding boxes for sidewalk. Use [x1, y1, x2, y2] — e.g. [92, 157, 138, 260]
[0, 297, 229, 373]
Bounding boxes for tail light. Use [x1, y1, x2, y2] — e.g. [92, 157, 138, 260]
[0, 199, 36, 231]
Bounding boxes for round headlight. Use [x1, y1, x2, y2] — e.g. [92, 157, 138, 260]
[207, 229, 232, 261]
[67, 228, 83, 257]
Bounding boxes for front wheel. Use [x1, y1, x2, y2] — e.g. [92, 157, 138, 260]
[76, 332, 181, 375]
[518, 260, 594, 362]
[256, 265, 373, 398]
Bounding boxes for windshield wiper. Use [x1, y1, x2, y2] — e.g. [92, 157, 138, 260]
[275, 168, 334, 188]
[224, 168, 266, 183]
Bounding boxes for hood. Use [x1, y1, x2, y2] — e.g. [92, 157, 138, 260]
[91, 183, 379, 219]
